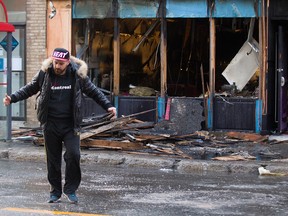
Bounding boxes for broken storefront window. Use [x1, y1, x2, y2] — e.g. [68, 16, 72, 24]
[73, 17, 259, 98]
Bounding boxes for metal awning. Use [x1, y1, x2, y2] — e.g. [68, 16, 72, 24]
[72, 0, 261, 19]
[0, 0, 15, 32]
[0, 22, 14, 32]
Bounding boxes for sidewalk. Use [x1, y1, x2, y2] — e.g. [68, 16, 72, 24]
[1, 138, 288, 175]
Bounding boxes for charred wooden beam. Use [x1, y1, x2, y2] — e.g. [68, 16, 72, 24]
[146, 143, 193, 159]
[80, 118, 132, 140]
[81, 139, 145, 150]
[107, 122, 155, 133]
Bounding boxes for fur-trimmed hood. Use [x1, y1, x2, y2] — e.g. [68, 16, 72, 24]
[41, 56, 88, 78]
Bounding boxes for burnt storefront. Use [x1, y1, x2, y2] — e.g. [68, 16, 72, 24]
[47, 0, 268, 134]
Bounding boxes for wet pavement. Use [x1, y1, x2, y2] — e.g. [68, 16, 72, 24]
[1, 160, 288, 216]
[1, 134, 288, 215]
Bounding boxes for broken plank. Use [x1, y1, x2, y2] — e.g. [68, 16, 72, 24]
[81, 113, 114, 129]
[12, 128, 41, 136]
[133, 134, 169, 141]
[106, 122, 155, 133]
[212, 155, 250, 161]
[85, 146, 122, 150]
[124, 151, 186, 159]
[33, 137, 45, 146]
[80, 118, 131, 140]
[121, 130, 171, 138]
[125, 122, 155, 128]
[81, 139, 145, 150]
[121, 108, 157, 118]
[131, 119, 145, 123]
[173, 147, 193, 159]
[146, 143, 170, 152]
[226, 132, 268, 142]
[146, 143, 192, 159]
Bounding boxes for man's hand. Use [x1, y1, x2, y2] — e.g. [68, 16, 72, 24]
[3, 94, 11, 106]
[107, 107, 117, 119]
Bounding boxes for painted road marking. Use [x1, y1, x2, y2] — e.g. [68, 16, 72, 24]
[1, 208, 109, 216]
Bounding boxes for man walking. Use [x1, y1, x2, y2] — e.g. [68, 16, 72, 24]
[3, 48, 117, 204]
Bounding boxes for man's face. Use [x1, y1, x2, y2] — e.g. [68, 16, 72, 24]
[53, 59, 70, 75]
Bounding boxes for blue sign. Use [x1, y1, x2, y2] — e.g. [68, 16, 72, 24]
[0, 58, 3, 70]
[0, 35, 19, 52]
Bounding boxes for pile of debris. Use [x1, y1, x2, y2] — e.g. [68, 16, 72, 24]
[11, 112, 286, 161]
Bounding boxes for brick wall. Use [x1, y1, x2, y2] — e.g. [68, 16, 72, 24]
[25, 0, 47, 125]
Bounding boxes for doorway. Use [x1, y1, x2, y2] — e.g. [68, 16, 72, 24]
[275, 24, 288, 133]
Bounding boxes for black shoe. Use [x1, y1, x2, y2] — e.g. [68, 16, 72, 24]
[47, 194, 61, 203]
[64, 193, 78, 204]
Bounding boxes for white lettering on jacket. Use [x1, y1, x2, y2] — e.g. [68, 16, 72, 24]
[51, 85, 72, 90]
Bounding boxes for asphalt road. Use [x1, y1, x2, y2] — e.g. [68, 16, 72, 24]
[0, 160, 288, 216]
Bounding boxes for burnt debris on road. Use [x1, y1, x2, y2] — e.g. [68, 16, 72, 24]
[10, 112, 288, 162]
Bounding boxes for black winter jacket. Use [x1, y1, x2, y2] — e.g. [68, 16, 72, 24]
[10, 56, 113, 134]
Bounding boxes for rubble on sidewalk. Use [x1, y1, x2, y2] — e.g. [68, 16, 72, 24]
[10, 112, 288, 161]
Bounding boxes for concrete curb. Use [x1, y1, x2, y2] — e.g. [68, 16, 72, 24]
[1, 141, 288, 175]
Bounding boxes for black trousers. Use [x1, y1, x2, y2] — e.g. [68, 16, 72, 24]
[43, 118, 81, 196]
